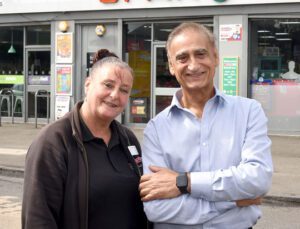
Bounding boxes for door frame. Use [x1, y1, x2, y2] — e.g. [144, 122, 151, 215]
[152, 42, 179, 117]
[25, 47, 51, 123]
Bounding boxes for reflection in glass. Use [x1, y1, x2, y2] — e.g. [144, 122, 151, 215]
[156, 96, 173, 115]
[27, 51, 51, 119]
[125, 22, 151, 123]
[250, 19, 300, 133]
[0, 26, 24, 117]
[26, 25, 50, 45]
[156, 47, 180, 88]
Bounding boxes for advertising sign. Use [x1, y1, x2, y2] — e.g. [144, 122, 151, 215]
[1, 0, 298, 14]
[55, 33, 73, 64]
[55, 65, 72, 95]
[221, 57, 239, 96]
[55, 95, 70, 120]
[220, 24, 242, 42]
[0, 75, 24, 84]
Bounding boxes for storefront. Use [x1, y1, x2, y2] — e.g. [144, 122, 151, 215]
[0, 0, 300, 135]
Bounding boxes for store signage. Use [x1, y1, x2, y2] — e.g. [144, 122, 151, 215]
[0, 75, 24, 84]
[221, 57, 239, 96]
[55, 95, 70, 120]
[220, 24, 242, 42]
[99, 0, 129, 3]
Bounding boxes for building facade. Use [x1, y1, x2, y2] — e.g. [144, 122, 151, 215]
[0, 0, 300, 135]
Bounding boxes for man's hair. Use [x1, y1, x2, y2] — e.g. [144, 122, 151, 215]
[166, 22, 216, 57]
[90, 49, 133, 78]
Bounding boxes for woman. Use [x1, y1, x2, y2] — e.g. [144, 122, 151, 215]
[22, 49, 148, 229]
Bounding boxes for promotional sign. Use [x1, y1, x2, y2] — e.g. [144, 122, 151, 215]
[55, 33, 73, 64]
[220, 24, 242, 42]
[55, 65, 72, 95]
[0, 75, 24, 84]
[1, 0, 298, 14]
[221, 57, 239, 96]
[55, 95, 70, 120]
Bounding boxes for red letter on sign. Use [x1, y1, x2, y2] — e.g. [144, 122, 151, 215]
[100, 0, 118, 3]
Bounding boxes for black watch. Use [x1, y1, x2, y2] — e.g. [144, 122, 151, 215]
[176, 172, 189, 194]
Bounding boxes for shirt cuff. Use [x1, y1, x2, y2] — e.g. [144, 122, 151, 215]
[190, 171, 213, 199]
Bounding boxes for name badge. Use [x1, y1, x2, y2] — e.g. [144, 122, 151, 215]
[128, 146, 139, 156]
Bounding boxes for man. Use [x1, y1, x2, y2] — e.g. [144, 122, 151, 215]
[139, 22, 273, 229]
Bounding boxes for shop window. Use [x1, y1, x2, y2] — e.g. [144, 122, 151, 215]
[0, 27, 24, 117]
[125, 23, 151, 124]
[250, 19, 300, 133]
[26, 25, 50, 45]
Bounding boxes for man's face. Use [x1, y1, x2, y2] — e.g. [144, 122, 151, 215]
[168, 29, 218, 93]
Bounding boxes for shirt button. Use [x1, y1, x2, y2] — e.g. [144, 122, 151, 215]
[202, 142, 207, 146]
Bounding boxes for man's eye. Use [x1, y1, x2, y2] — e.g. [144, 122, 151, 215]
[176, 55, 188, 63]
[196, 52, 205, 58]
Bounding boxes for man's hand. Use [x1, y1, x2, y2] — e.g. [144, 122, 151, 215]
[139, 166, 181, 202]
[236, 197, 262, 207]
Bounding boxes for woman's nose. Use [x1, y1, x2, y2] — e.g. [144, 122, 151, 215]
[110, 88, 119, 99]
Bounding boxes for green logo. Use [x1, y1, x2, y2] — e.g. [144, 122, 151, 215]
[214, 0, 226, 2]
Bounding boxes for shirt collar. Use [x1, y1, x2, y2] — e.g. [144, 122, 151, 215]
[167, 87, 228, 116]
[78, 112, 119, 147]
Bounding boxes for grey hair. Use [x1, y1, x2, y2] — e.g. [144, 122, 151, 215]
[90, 56, 134, 78]
[166, 22, 216, 57]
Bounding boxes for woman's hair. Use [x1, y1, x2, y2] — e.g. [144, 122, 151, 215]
[90, 49, 133, 77]
[166, 22, 216, 57]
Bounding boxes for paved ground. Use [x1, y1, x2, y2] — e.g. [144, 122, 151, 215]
[0, 123, 299, 203]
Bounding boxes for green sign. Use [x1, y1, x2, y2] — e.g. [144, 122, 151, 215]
[222, 57, 238, 96]
[0, 75, 24, 84]
[214, 0, 226, 2]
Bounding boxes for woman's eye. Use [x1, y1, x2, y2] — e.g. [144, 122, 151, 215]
[120, 88, 129, 94]
[104, 82, 113, 89]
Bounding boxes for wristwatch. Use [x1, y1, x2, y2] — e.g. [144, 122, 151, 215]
[176, 172, 189, 194]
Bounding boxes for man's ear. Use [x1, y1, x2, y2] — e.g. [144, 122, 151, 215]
[214, 48, 219, 67]
[168, 60, 175, 76]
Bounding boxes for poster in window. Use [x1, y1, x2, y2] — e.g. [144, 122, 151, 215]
[55, 65, 72, 96]
[55, 32, 73, 63]
[55, 95, 70, 120]
[220, 24, 242, 42]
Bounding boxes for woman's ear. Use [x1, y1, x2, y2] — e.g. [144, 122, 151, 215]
[84, 76, 92, 95]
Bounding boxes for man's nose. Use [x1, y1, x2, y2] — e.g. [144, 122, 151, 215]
[187, 57, 198, 71]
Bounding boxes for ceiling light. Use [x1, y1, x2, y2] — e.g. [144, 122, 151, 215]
[260, 36, 275, 39]
[276, 38, 292, 41]
[258, 30, 270, 33]
[258, 43, 270, 46]
[8, 30, 16, 54]
[275, 33, 289, 35]
[160, 29, 173, 32]
[279, 21, 300, 24]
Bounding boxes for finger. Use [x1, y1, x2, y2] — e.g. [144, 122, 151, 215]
[140, 174, 152, 183]
[149, 165, 164, 173]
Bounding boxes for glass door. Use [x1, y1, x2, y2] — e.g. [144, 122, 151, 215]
[152, 43, 180, 116]
[25, 49, 51, 122]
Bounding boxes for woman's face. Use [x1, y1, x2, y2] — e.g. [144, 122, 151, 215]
[84, 63, 133, 122]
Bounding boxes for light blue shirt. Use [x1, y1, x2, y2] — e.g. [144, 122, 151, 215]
[142, 88, 273, 229]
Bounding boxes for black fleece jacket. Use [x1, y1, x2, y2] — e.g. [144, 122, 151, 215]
[22, 101, 148, 229]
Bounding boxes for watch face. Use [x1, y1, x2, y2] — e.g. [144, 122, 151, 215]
[176, 173, 188, 195]
[177, 174, 188, 187]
